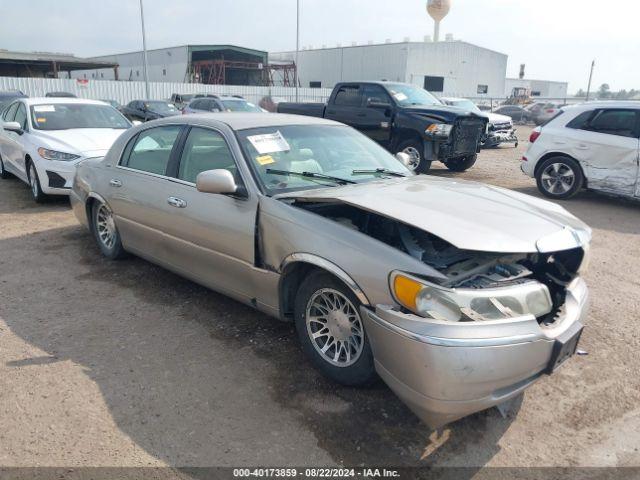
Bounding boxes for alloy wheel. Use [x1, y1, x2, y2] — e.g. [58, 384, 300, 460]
[96, 204, 117, 249]
[305, 288, 365, 367]
[29, 164, 38, 198]
[541, 162, 576, 195]
[402, 147, 421, 171]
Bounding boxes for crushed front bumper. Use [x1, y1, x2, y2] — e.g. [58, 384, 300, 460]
[361, 277, 589, 429]
[482, 129, 518, 148]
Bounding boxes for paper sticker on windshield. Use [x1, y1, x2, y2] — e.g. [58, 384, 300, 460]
[256, 155, 275, 166]
[36, 117, 47, 123]
[247, 131, 290, 154]
[33, 105, 55, 112]
[392, 92, 408, 101]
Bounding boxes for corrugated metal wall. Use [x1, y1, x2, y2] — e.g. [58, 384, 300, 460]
[0, 76, 333, 105]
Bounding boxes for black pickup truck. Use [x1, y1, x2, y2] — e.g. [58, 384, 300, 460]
[277, 81, 487, 173]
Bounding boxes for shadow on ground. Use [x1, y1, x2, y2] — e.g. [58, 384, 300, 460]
[0, 218, 517, 470]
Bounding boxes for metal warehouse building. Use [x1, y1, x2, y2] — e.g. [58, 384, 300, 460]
[271, 39, 508, 97]
[72, 44, 272, 85]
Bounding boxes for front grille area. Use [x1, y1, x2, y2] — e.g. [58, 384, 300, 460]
[46, 171, 68, 189]
[451, 117, 486, 155]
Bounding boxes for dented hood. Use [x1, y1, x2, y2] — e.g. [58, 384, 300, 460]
[279, 175, 591, 253]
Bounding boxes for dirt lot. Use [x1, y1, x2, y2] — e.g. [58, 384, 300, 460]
[0, 125, 639, 469]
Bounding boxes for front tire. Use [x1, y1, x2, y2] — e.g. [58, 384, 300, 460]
[444, 154, 477, 172]
[294, 271, 376, 387]
[0, 156, 11, 179]
[92, 201, 127, 259]
[27, 162, 47, 203]
[396, 139, 432, 174]
[535, 156, 584, 199]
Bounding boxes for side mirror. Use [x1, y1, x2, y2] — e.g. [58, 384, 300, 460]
[196, 169, 240, 195]
[3, 121, 23, 135]
[366, 98, 391, 109]
[395, 152, 412, 167]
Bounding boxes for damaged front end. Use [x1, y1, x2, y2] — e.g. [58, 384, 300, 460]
[291, 199, 590, 428]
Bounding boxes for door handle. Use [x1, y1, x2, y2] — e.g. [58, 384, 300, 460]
[576, 144, 589, 150]
[109, 179, 122, 187]
[167, 196, 187, 208]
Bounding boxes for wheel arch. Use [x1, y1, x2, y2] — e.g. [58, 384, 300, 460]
[534, 152, 585, 180]
[278, 254, 370, 321]
[85, 192, 109, 234]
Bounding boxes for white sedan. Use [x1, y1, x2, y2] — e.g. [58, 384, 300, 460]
[0, 98, 131, 202]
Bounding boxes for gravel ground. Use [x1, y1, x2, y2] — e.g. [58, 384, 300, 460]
[0, 125, 639, 469]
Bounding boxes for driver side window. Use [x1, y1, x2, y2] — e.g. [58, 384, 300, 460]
[177, 127, 241, 184]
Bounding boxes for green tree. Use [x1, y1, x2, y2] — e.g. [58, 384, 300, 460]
[575, 89, 586, 97]
[598, 83, 611, 99]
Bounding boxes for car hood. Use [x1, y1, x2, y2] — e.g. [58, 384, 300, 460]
[279, 175, 591, 254]
[34, 128, 128, 157]
[485, 112, 512, 124]
[401, 104, 486, 123]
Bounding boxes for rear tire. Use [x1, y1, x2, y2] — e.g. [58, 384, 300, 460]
[535, 156, 584, 200]
[92, 201, 127, 259]
[396, 139, 432, 174]
[27, 161, 47, 203]
[294, 271, 376, 387]
[444, 154, 477, 172]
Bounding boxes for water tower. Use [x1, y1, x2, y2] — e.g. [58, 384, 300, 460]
[427, 0, 452, 42]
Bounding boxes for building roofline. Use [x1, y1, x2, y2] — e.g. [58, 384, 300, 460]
[88, 44, 268, 60]
[506, 77, 569, 85]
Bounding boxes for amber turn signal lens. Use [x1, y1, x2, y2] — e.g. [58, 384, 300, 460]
[392, 275, 423, 311]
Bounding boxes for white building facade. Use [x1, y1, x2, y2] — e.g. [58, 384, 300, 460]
[505, 78, 569, 99]
[271, 40, 508, 98]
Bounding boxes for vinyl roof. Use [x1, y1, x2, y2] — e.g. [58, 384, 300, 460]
[154, 112, 341, 130]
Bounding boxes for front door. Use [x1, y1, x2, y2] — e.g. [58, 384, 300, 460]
[565, 108, 640, 197]
[158, 126, 258, 301]
[359, 84, 394, 148]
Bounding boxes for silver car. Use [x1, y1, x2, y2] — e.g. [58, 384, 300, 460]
[70, 113, 591, 428]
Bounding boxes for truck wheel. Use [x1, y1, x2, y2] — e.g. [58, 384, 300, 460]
[445, 154, 477, 172]
[397, 139, 431, 174]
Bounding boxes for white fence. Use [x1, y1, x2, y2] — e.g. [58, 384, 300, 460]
[0, 76, 333, 106]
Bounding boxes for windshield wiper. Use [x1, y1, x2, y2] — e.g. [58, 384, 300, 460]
[266, 169, 356, 185]
[351, 168, 407, 178]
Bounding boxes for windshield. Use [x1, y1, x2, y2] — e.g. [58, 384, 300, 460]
[385, 83, 442, 107]
[30, 103, 131, 131]
[447, 99, 481, 113]
[237, 125, 412, 195]
[145, 101, 178, 113]
[221, 100, 262, 112]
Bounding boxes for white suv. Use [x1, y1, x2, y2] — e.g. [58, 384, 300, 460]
[522, 102, 640, 200]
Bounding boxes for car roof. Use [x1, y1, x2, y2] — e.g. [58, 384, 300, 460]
[562, 101, 640, 110]
[152, 112, 342, 130]
[22, 97, 109, 106]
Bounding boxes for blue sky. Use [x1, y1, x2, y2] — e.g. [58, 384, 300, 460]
[2, 0, 638, 92]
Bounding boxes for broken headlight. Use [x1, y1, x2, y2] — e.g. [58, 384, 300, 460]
[390, 272, 553, 322]
[425, 123, 452, 138]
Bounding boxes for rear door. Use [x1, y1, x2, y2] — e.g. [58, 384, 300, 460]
[107, 124, 185, 259]
[0, 102, 21, 176]
[325, 84, 364, 127]
[158, 126, 258, 299]
[567, 108, 639, 196]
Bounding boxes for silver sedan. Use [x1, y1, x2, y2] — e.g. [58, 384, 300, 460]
[71, 113, 591, 428]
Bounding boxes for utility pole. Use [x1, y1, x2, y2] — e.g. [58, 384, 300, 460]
[295, 0, 300, 101]
[139, 0, 150, 99]
[585, 60, 595, 101]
